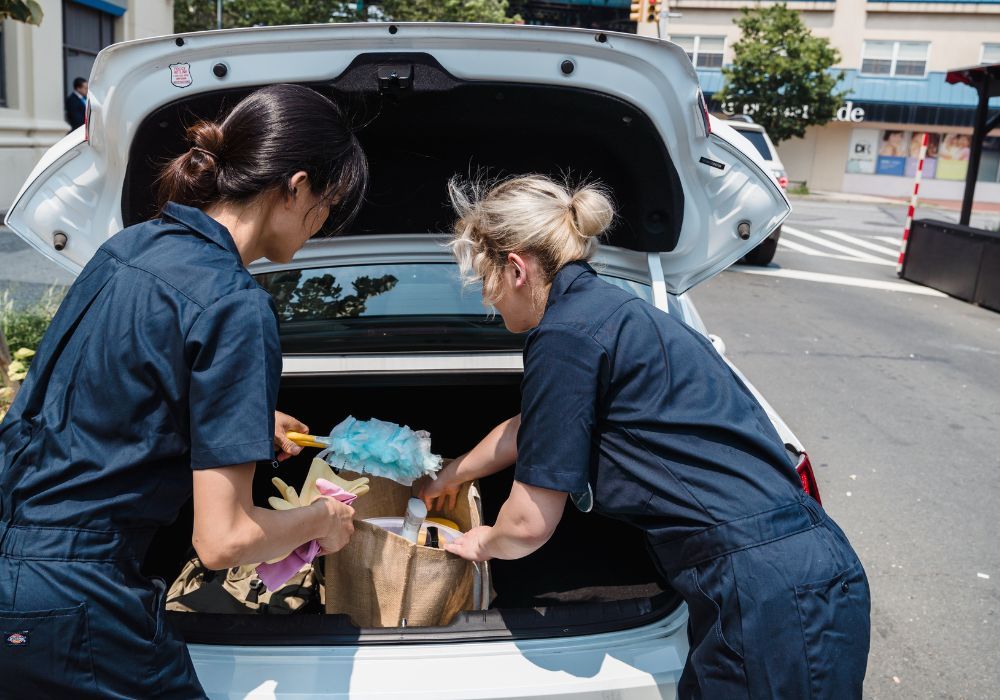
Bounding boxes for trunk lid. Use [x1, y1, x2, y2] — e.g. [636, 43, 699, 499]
[4, 22, 788, 294]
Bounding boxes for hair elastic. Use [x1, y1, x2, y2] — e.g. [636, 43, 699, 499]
[191, 146, 218, 160]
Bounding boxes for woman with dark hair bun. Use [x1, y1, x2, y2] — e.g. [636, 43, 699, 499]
[0, 84, 367, 698]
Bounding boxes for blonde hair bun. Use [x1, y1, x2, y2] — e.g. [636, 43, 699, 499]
[569, 184, 614, 241]
[448, 174, 616, 304]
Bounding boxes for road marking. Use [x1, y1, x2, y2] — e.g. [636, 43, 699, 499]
[875, 235, 903, 246]
[778, 238, 830, 256]
[730, 266, 948, 296]
[777, 240, 896, 266]
[819, 229, 901, 258]
[782, 226, 891, 264]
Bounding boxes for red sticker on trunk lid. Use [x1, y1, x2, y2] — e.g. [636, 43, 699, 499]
[170, 63, 192, 88]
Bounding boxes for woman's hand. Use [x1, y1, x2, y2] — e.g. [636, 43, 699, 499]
[444, 526, 494, 562]
[417, 459, 462, 512]
[274, 411, 308, 461]
[313, 496, 356, 555]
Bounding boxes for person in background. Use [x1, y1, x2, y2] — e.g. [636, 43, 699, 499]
[65, 77, 88, 131]
[422, 174, 871, 700]
[0, 84, 367, 698]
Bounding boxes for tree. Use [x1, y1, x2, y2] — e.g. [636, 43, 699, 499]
[380, 0, 519, 23]
[175, 1, 363, 33]
[174, 0, 519, 33]
[262, 270, 399, 321]
[0, 0, 43, 25]
[715, 4, 847, 144]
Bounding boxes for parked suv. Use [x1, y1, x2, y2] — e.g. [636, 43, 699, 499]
[727, 119, 787, 265]
[5, 23, 818, 699]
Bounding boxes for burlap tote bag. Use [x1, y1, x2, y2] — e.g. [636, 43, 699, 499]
[324, 469, 482, 628]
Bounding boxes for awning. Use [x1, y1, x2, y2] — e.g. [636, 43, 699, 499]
[698, 68, 1000, 125]
[72, 0, 127, 17]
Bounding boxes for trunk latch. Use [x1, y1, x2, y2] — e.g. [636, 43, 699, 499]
[377, 65, 413, 95]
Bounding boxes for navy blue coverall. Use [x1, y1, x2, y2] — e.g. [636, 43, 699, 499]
[515, 261, 871, 699]
[0, 203, 281, 698]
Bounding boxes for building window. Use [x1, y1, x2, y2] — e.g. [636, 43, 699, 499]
[861, 41, 929, 78]
[673, 35, 726, 70]
[982, 44, 1000, 65]
[63, 0, 115, 98]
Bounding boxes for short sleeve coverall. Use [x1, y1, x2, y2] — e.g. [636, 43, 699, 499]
[515, 261, 871, 700]
[0, 203, 281, 698]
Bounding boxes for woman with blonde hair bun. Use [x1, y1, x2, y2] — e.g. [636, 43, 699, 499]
[420, 174, 870, 699]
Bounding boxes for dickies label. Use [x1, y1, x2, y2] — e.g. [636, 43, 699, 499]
[5, 631, 28, 646]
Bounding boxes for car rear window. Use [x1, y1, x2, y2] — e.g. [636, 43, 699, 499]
[255, 263, 654, 354]
[734, 129, 773, 162]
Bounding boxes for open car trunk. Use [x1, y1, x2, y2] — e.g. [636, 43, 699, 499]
[148, 373, 678, 644]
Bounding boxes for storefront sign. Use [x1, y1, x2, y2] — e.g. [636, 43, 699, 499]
[835, 101, 866, 123]
[906, 133, 939, 179]
[876, 130, 908, 176]
[937, 133, 971, 181]
[719, 100, 864, 123]
[846, 129, 879, 174]
[845, 129, 978, 181]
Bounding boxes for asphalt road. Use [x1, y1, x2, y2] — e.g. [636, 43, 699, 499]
[0, 226, 74, 310]
[694, 198, 1000, 700]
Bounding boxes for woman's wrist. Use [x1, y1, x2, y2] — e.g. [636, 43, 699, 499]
[445, 455, 468, 483]
[307, 497, 335, 541]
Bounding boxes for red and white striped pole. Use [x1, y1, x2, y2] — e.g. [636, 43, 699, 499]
[897, 132, 929, 276]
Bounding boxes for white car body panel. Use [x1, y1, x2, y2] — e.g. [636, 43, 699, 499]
[189, 613, 687, 699]
[5, 23, 788, 294]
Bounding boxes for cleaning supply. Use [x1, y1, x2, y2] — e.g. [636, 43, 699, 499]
[286, 416, 443, 486]
[362, 518, 462, 545]
[426, 517, 461, 532]
[400, 498, 427, 544]
[257, 478, 361, 590]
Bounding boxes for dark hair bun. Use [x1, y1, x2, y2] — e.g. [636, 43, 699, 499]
[187, 121, 224, 160]
[156, 84, 367, 234]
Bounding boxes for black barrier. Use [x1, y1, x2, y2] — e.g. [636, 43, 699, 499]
[975, 243, 1000, 312]
[902, 219, 1000, 312]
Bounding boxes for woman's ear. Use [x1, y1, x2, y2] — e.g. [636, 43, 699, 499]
[507, 253, 529, 290]
[287, 171, 311, 204]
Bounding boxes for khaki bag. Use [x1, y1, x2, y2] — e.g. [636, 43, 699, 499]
[324, 470, 485, 628]
[166, 555, 323, 614]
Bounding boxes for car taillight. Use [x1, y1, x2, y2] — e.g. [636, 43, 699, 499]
[778, 176, 789, 189]
[795, 452, 822, 505]
[697, 90, 712, 137]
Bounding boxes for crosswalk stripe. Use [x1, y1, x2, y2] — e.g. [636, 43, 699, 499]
[777, 238, 828, 256]
[782, 226, 889, 264]
[819, 229, 901, 258]
[777, 240, 896, 266]
[730, 266, 947, 296]
[875, 235, 903, 246]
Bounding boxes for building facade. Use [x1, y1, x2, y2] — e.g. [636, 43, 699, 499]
[0, 0, 174, 210]
[665, 0, 1000, 202]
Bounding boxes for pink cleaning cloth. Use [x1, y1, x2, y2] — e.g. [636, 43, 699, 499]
[256, 479, 357, 590]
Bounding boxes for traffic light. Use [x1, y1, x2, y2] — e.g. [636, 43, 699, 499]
[629, 0, 646, 23]
[647, 0, 659, 23]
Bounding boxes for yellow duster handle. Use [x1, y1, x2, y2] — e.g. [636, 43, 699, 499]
[286, 432, 329, 449]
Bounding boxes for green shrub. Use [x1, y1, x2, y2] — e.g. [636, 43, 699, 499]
[1, 288, 63, 353]
[788, 182, 810, 196]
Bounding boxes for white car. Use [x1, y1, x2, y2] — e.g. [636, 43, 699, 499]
[726, 119, 787, 266]
[5, 22, 819, 699]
